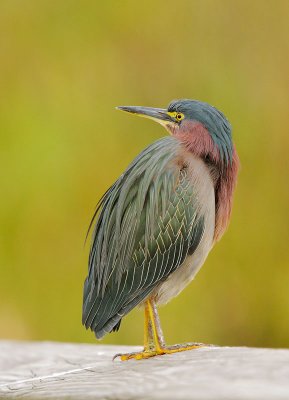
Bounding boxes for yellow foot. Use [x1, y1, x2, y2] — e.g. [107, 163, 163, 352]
[158, 342, 205, 355]
[113, 349, 158, 361]
[114, 343, 205, 361]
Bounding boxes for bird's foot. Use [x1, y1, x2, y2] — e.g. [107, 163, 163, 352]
[113, 349, 158, 361]
[113, 342, 205, 361]
[158, 342, 205, 355]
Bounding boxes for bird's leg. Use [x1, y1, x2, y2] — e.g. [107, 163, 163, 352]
[147, 298, 204, 355]
[143, 300, 155, 352]
[146, 297, 165, 351]
[115, 298, 204, 361]
[116, 300, 158, 361]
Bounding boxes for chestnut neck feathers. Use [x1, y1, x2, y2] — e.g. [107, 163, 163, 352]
[169, 101, 239, 242]
[168, 99, 233, 165]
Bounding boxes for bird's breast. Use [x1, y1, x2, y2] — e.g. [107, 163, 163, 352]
[154, 150, 216, 305]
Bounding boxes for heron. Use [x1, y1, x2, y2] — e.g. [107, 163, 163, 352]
[82, 99, 239, 360]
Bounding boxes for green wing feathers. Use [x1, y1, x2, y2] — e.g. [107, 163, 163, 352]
[82, 137, 205, 338]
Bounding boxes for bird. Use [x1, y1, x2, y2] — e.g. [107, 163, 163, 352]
[82, 99, 239, 361]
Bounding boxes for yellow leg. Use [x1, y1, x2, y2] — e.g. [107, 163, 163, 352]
[117, 301, 157, 361]
[146, 297, 165, 352]
[143, 301, 154, 352]
[114, 298, 205, 361]
[146, 298, 204, 356]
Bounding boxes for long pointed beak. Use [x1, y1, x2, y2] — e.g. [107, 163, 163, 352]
[116, 106, 175, 126]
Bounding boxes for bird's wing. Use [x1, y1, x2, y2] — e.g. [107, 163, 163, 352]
[82, 137, 206, 338]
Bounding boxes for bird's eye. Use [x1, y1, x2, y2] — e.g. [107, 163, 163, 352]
[167, 111, 184, 121]
[176, 113, 184, 121]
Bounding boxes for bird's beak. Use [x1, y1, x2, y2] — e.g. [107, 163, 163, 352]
[116, 106, 176, 129]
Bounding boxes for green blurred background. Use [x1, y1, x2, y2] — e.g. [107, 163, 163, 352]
[0, 0, 288, 349]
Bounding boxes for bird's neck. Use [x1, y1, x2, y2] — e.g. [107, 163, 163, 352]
[173, 124, 239, 241]
[173, 121, 220, 163]
[213, 146, 239, 241]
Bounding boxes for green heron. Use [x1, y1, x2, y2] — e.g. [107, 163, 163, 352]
[83, 99, 239, 360]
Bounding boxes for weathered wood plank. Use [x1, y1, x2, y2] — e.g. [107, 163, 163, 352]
[0, 340, 289, 399]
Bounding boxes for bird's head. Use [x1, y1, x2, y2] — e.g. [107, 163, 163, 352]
[117, 99, 234, 165]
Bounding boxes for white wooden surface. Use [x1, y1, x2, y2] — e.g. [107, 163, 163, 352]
[0, 341, 289, 399]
